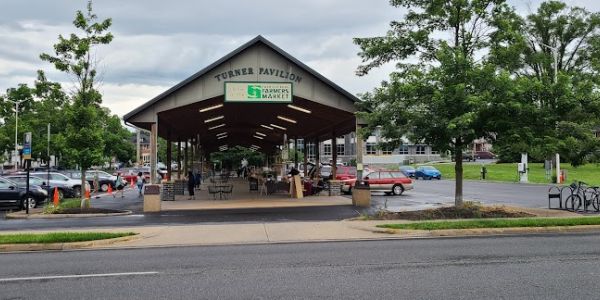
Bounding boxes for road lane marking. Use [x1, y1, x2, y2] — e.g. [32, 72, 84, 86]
[0, 271, 159, 282]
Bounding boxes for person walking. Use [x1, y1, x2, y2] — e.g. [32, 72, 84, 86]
[113, 172, 125, 198]
[187, 171, 195, 200]
[136, 172, 145, 197]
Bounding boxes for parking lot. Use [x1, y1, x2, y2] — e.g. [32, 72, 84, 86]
[366, 179, 550, 212]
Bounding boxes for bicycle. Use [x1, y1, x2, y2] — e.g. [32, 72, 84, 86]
[565, 181, 588, 212]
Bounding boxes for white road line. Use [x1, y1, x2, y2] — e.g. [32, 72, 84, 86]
[0, 271, 159, 282]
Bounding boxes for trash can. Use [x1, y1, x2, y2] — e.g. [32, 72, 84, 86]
[144, 184, 161, 212]
[161, 181, 175, 201]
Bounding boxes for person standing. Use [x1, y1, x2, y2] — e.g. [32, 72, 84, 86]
[136, 172, 144, 197]
[187, 171, 195, 200]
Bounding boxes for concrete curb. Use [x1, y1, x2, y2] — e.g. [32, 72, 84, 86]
[0, 234, 140, 252]
[4, 210, 133, 219]
[372, 224, 600, 237]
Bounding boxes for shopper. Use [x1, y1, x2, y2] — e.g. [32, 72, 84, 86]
[187, 171, 195, 200]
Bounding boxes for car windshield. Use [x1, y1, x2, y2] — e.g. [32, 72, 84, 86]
[421, 166, 437, 170]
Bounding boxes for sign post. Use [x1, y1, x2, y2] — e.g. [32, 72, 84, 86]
[23, 132, 31, 214]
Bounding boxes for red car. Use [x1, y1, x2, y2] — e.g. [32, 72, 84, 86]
[341, 170, 414, 195]
[335, 166, 357, 180]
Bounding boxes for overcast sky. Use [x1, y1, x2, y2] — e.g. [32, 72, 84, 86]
[1, 0, 599, 117]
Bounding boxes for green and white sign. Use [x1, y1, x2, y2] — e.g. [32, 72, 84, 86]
[225, 82, 292, 103]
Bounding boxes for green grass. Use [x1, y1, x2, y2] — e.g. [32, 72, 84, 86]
[0, 232, 136, 244]
[423, 162, 600, 186]
[43, 198, 83, 214]
[377, 217, 600, 230]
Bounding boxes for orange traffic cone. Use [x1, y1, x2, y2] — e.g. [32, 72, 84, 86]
[85, 187, 91, 199]
[53, 187, 60, 206]
[107, 184, 113, 195]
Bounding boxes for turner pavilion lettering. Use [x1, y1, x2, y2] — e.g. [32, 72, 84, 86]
[214, 67, 302, 83]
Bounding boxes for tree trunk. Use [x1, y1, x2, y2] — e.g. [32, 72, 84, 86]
[454, 148, 464, 207]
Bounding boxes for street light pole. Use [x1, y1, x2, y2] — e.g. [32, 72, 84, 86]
[538, 41, 561, 183]
[4, 99, 26, 171]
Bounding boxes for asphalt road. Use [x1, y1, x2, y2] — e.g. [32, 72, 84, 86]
[0, 179, 561, 230]
[2, 233, 600, 299]
[371, 179, 551, 212]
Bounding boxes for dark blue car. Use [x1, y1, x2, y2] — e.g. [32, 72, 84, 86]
[415, 166, 442, 180]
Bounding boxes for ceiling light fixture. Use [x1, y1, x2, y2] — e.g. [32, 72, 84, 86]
[260, 124, 274, 130]
[287, 104, 311, 114]
[217, 135, 227, 140]
[253, 135, 264, 140]
[270, 123, 287, 130]
[216, 132, 227, 137]
[250, 145, 261, 149]
[204, 115, 224, 123]
[199, 104, 223, 112]
[255, 132, 266, 137]
[208, 123, 226, 130]
[277, 115, 297, 124]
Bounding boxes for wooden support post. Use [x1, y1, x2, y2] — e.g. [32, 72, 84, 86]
[177, 139, 181, 179]
[332, 134, 337, 179]
[315, 138, 320, 179]
[166, 132, 172, 181]
[294, 139, 298, 169]
[150, 122, 158, 184]
[303, 139, 308, 177]
[184, 139, 189, 176]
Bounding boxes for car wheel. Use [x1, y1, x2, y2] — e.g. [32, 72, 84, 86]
[22, 196, 37, 209]
[100, 183, 109, 192]
[73, 186, 81, 197]
[392, 184, 404, 196]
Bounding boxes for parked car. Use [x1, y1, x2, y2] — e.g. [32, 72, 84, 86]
[451, 152, 476, 162]
[475, 151, 496, 159]
[30, 172, 88, 197]
[0, 177, 47, 209]
[335, 166, 357, 180]
[62, 170, 123, 192]
[414, 166, 442, 180]
[341, 170, 414, 196]
[4, 175, 73, 201]
[399, 166, 416, 178]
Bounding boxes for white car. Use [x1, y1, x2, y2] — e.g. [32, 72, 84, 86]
[31, 172, 90, 198]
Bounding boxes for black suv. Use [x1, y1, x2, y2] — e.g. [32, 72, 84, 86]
[0, 177, 48, 210]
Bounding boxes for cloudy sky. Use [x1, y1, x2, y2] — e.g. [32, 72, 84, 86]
[1, 0, 599, 118]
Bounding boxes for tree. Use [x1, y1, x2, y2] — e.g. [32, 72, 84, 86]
[489, 1, 600, 166]
[40, 0, 113, 205]
[354, 0, 509, 206]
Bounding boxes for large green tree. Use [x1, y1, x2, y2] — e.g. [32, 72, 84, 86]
[354, 0, 509, 206]
[489, 1, 600, 166]
[40, 0, 113, 204]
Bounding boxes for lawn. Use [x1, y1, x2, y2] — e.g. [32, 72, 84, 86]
[423, 162, 600, 186]
[0, 232, 136, 244]
[377, 216, 600, 230]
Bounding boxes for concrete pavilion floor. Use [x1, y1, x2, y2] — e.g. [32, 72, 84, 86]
[160, 177, 352, 211]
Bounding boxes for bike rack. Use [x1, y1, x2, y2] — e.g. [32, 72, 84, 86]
[548, 186, 562, 209]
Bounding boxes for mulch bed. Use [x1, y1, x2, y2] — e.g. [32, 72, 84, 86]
[373, 205, 534, 221]
[52, 208, 126, 214]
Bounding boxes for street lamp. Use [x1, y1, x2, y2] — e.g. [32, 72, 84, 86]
[538, 41, 561, 183]
[3, 99, 28, 171]
[538, 41, 559, 84]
